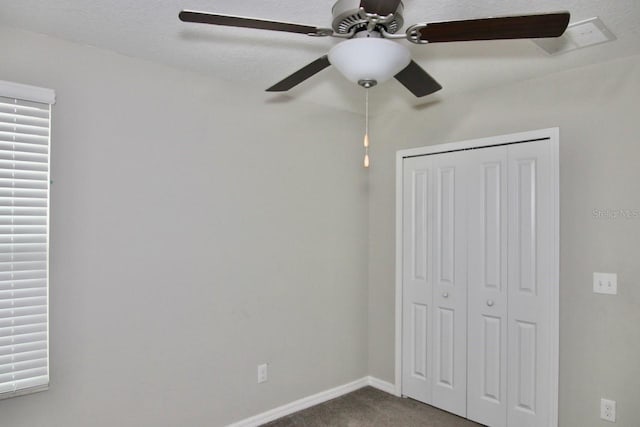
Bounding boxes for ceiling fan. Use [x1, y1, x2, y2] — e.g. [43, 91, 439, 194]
[179, 0, 570, 97]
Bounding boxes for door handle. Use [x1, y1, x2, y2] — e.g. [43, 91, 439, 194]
[486, 299, 494, 307]
[442, 292, 449, 298]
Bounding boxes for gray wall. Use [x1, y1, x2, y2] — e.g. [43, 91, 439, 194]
[0, 26, 369, 426]
[368, 54, 640, 427]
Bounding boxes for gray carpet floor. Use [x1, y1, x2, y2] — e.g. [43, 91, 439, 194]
[261, 387, 484, 427]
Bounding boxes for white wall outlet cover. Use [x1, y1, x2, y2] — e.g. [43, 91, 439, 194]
[593, 272, 618, 295]
[257, 363, 268, 384]
[600, 398, 616, 422]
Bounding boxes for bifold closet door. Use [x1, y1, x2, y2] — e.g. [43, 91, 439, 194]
[465, 141, 555, 427]
[430, 152, 468, 417]
[401, 155, 433, 404]
[506, 142, 554, 427]
[466, 141, 555, 427]
[402, 154, 468, 417]
[401, 136, 557, 427]
[466, 146, 509, 427]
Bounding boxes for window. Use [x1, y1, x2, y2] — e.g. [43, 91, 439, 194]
[0, 80, 54, 399]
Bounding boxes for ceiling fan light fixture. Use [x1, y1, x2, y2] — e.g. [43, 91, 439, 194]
[181, 7, 571, 97]
[328, 38, 411, 86]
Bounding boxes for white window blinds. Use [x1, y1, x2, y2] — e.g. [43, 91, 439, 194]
[0, 81, 53, 398]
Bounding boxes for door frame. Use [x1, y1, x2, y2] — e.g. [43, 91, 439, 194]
[394, 128, 560, 426]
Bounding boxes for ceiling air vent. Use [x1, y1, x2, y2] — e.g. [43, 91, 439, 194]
[534, 17, 616, 55]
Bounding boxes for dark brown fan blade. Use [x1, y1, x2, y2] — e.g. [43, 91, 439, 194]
[394, 61, 442, 97]
[179, 10, 333, 36]
[412, 11, 570, 43]
[266, 56, 331, 92]
[359, 0, 402, 16]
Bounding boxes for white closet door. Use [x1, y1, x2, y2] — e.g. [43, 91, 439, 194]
[401, 155, 433, 403]
[430, 153, 468, 417]
[506, 142, 554, 427]
[466, 146, 509, 427]
[400, 133, 558, 427]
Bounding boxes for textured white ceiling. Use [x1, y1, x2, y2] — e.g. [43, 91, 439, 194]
[1, 1, 639, 114]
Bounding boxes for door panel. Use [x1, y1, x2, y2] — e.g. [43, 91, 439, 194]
[467, 147, 508, 427]
[402, 156, 433, 403]
[412, 169, 429, 282]
[481, 314, 502, 402]
[431, 154, 467, 417]
[507, 142, 553, 427]
[437, 167, 455, 284]
[514, 159, 537, 295]
[514, 321, 537, 414]
[436, 307, 455, 387]
[411, 303, 429, 380]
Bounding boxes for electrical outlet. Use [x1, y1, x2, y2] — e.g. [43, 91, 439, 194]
[600, 398, 616, 422]
[593, 272, 617, 295]
[257, 363, 268, 384]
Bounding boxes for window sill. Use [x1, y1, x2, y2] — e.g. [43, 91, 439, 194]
[0, 384, 49, 401]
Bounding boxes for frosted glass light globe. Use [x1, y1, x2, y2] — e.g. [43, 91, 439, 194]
[328, 38, 411, 85]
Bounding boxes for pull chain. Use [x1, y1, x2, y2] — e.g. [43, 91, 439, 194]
[363, 89, 370, 168]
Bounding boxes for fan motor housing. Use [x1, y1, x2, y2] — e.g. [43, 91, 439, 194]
[331, 0, 404, 35]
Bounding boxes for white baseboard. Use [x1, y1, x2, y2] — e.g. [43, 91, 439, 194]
[366, 376, 396, 395]
[226, 376, 396, 427]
